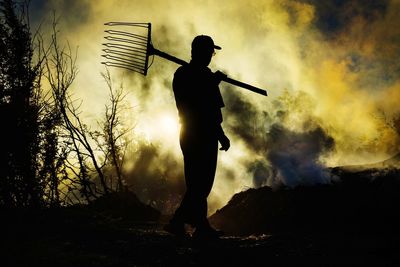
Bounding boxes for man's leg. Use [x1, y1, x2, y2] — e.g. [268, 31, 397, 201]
[165, 139, 201, 235]
[164, 192, 190, 237]
[166, 135, 220, 237]
[173, 138, 217, 226]
[189, 139, 218, 230]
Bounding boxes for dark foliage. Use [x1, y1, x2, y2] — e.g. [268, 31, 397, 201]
[0, 0, 43, 207]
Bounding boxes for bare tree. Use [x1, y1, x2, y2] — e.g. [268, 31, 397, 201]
[100, 69, 131, 192]
[42, 18, 133, 203]
[41, 17, 106, 202]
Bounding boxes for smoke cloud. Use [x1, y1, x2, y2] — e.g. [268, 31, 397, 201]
[125, 143, 185, 214]
[30, 0, 400, 213]
[266, 123, 335, 187]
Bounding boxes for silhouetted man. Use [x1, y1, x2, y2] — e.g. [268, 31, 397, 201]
[164, 35, 230, 239]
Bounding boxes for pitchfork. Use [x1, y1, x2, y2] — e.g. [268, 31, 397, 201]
[101, 22, 267, 96]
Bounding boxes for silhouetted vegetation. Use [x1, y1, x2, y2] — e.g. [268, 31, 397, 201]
[0, 0, 43, 207]
[0, 0, 147, 211]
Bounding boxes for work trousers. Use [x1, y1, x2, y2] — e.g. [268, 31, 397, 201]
[173, 131, 218, 228]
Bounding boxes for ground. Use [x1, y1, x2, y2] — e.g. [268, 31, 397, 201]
[1, 207, 399, 267]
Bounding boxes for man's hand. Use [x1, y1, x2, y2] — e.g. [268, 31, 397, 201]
[214, 70, 227, 85]
[219, 134, 230, 151]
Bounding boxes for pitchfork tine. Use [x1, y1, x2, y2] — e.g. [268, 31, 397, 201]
[102, 49, 147, 63]
[103, 35, 147, 46]
[102, 62, 145, 74]
[104, 30, 148, 41]
[102, 46, 147, 56]
[101, 61, 143, 74]
[101, 55, 145, 68]
[104, 22, 149, 27]
[104, 36, 148, 47]
[101, 54, 145, 68]
[102, 43, 147, 54]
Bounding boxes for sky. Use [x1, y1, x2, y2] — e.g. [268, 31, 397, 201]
[29, 0, 400, 214]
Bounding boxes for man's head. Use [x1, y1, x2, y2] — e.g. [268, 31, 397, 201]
[191, 35, 221, 66]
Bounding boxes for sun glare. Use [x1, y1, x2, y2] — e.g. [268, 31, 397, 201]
[160, 114, 180, 136]
[138, 113, 180, 143]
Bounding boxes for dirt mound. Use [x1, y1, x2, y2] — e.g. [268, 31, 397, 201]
[90, 190, 160, 221]
[210, 168, 400, 236]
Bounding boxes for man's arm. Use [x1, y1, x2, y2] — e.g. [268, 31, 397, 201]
[217, 125, 230, 151]
[173, 67, 193, 117]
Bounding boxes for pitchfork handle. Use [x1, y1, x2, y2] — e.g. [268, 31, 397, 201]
[150, 46, 187, 66]
[222, 77, 267, 96]
[150, 46, 268, 96]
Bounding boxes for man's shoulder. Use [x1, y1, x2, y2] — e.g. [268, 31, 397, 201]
[174, 64, 212, 78]
[174, 65, 193, 85]
[174, 64, 190, 75]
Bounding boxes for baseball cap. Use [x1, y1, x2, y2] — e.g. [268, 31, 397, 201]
[192, 35, 222, 52]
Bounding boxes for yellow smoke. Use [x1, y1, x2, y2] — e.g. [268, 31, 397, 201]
[34, 0, 400, 213]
